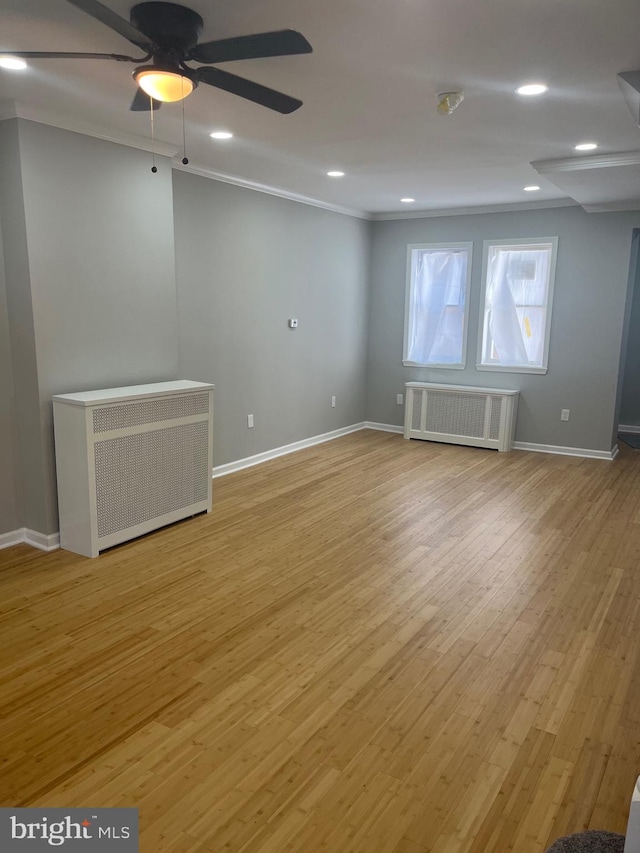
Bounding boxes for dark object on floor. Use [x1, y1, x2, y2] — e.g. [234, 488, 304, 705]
[545, 830, 626, 852]
[618, 432, 640, 449]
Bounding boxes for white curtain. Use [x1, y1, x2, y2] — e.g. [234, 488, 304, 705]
[406, 250, 466, 364]
[486, 250, 529, 365]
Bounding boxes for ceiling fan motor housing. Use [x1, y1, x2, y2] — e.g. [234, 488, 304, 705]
[130, 2, 204, 54]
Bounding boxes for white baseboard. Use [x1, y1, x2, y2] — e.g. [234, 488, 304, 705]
[368, 423, 620, 461]
[25, 529, 60, 551]
[0, 529, 25, 550]
[367, 424, 615, 459]
[213, 423, 367, 478]
[0, 527, 60, 551]
[513, 441, 616, 461]
[618, 424, 640, 434]
[364, 421, 404, 434]
[213, 423, 617, 480]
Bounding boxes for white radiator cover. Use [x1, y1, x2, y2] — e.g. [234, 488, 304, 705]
[53, 380, 214, 557]
[404, 382, 518, 452]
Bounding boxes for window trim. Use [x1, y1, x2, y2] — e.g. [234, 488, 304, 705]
[476, 236, 558, 375]
[403, 241, 473, 369]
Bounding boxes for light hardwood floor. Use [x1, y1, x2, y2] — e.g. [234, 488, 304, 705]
[2, 430, 640, 852]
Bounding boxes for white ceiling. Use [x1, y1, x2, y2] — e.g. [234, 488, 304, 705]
[1, 0, 640, 217]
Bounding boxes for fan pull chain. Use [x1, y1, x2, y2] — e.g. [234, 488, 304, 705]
[150, 96, 158, 174]
[181, 77, 189, 165]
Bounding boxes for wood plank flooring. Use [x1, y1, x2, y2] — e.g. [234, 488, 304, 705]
[2, 430, 640, 852]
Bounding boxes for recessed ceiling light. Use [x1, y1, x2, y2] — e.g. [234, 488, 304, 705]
[400, 198, 415, 203]
[210, 131, 233, 140]
[327, 170, 345, 177]
[523, 185, 541, 192]
[0, 56, 27, 70]
[516, 83, 548, 96]
[574, 142, 598, 151]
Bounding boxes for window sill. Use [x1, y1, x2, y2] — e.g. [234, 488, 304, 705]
[403, 361, 465, 369]
[476, 363, 547, 375]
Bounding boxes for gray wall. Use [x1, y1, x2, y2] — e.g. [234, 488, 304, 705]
[367, 206, 640, 453]
[1, 119, 179, 535]
[619, 232, 640, 427]
[173, 171, 371, 466]
[0, 120, 45, 534]
[0, 220, 20, 534]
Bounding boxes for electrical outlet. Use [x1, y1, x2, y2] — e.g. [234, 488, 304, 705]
[247, 414, 254, 428]
[331, 396, 336, 408]
[561, 409, 570, 421]
[397, 393, 404, 405]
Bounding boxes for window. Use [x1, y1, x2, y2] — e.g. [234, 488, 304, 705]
[477, 237, 558, 373]
[403, 242, 472, 368]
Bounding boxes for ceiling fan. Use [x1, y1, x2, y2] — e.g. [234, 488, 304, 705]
[6, 0, 312, 113]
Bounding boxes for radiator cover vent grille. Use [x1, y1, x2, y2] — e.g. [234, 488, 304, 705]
[411, 397, 423, 432]
[489, 396, 503, 441]
[93, 393, 209, 433]
[94, 422, 210, 538]
[424, 391, 485, 438]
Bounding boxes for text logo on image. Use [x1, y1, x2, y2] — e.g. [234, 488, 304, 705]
[0, 808, 138, 851]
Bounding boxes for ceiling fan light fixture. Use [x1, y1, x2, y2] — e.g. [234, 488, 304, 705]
[134, 67, 194, 102]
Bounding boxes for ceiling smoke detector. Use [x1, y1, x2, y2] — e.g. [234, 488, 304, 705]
[437, 91, 464, 115]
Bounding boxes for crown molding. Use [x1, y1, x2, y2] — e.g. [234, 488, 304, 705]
[4, 100, 615, 222]
[532, 150, 640, 174]
[172, 161, 371, 220]
[371, 197, 578, 221]
[582, 200, 640, 213]
[0, 100, 180, 158]
[0, 99, 367, 218]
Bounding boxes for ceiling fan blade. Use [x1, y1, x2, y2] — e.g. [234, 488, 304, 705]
[195, 66, 302, 113]
[190, 29, 312, 64]
[4, 50, 145, 62]
[66, 0, 157, 51]
[130, 89, 162, 111]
